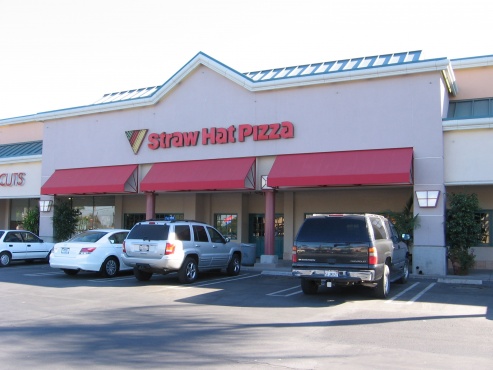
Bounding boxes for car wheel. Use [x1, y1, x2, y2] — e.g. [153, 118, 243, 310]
[0, 252, 12, 267]
[178, 256, 198, 284]
[133, 267, 153, 281]
[374, 264, 390, 299]
[62, 269, 79, 276]
[398, 257, 410, 284]
[44, 250, 52, 263]
[101, 257, 119, 278]
[226, 253, 241, 276]
[301, 279, 318, 295]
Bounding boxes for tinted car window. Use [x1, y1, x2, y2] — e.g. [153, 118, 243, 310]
[21, 232, 41, 243]
[108, 232, 129, 244]
[175, 225, 191, 241]
[296, 217, 370, 243]
[70, 231, 107, 243]
[207, 227, 225, 243]
[127, 224, 170, 241]
[193, 225, 209, 242]
[0, 231, 4, 238]
[5, 232, 22, 242]
[370, 217, 387, 240]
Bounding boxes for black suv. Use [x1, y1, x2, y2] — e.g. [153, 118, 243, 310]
[292, 214, 410, 298]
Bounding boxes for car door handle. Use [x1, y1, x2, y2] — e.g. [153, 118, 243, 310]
[212, 245, 218, 248]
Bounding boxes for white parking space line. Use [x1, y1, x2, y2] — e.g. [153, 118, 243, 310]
[89, 273, 262, 285]
[267, 286, 301, 297]
[406, 283, 436, 304]
[182, 273, 262, 288]
[386, 282, 420, 303]
[24, 272, 63, 276]
[89, 276, 137, 283]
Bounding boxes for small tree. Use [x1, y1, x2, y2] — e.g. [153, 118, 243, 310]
[446, 193, 482, 275]
[22, 207, 40, 235]
[52, 199, 81, 242]
[385, 195, 420, 247]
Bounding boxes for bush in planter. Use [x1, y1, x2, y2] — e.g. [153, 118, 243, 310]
[52, 199, 82, 242]
[22, 207, 40, 235]
[445, 193, 482, 275]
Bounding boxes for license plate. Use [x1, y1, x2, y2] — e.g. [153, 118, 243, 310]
[61, 247, 69, 254]
[139, 245, 149, 252]
[324, 270, 338, 277]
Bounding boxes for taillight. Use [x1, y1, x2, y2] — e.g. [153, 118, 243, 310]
[165, 243, 175, 255]
[368, 246, 378, 265]
[79, 247, 96, 255]
[292, 246, 298, 263]
[122, 241, 126, 253]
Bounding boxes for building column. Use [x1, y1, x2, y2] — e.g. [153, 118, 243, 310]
[145, 192, 156, 220]
[263, 189, 276, 257]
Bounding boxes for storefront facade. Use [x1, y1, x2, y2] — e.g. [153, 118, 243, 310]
[0, 122, 44, 229]
[3, 50, 492, 275]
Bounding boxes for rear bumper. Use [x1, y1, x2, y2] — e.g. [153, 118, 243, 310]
[49, 255, 100, 272]
[121, 254, 183, 271]
[292, 268, 376, 283]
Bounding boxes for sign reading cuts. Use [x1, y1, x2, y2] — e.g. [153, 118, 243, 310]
[0, 172, 26, 187]
[148, 121, 294, 150]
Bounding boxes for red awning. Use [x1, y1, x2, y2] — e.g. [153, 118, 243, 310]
[140, 157, 256, 192]
[41, 165, 138, 195]
[267, 148, 413, 188]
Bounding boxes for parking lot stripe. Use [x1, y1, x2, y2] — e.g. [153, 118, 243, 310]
[406, 283, 436, 304]
[24, 272, 63, 276]
[386, 282, 420, 303]
[267, 286, 301, 296]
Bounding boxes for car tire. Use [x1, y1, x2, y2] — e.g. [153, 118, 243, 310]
[398, 257, 410, 284]
[44, 250, 52, 263]
[374, 264, 390, 299]
[226, 253, 241, 276]
[301, 279, 318, 295]
[0, 252, 12, 267]
[62, 269, 79, 276]
[178, 256, 198, 284]
[133, 267, 153, 281]
[101, 257, 119, 278]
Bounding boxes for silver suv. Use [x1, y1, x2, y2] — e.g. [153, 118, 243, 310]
[122, 219, 242, 283]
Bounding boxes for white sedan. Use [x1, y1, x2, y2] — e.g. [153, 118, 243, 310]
[0, 230, 54, 267]
[50, 229, 130, 278]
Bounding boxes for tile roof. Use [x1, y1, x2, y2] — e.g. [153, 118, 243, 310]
[0, 141, 42, 159]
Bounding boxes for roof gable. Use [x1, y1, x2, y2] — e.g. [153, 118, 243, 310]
[1, 50, 455, 124]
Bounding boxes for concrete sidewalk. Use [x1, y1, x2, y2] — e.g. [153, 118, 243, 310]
[241, 260, 493, 285]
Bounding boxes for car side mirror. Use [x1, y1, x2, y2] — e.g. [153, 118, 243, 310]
[225, 237, 231, 243]
[401, 234, 411, 241]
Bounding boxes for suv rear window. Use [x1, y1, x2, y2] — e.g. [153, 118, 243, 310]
[127, 224, 170, 240]
[296, 217, 370, 243]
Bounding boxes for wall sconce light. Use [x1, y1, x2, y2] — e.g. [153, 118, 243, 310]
[39, 200, 53, 212]
[415, 190, 440, 208]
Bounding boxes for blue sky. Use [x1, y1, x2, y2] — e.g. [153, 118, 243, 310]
[1, 0, 492, 120]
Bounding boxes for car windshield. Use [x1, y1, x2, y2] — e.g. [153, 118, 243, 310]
[296, 217, 371, 243]
[0, 231, 4, 238]
[69, 231, 107, 243]
[127, 224, 170, 241]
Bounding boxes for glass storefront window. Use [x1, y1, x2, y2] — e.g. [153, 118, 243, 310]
[215, 214, 238, 240]
[71, 196, 115, 231]
[10, 198, 38, 229]
[123, 213, 184, 230]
